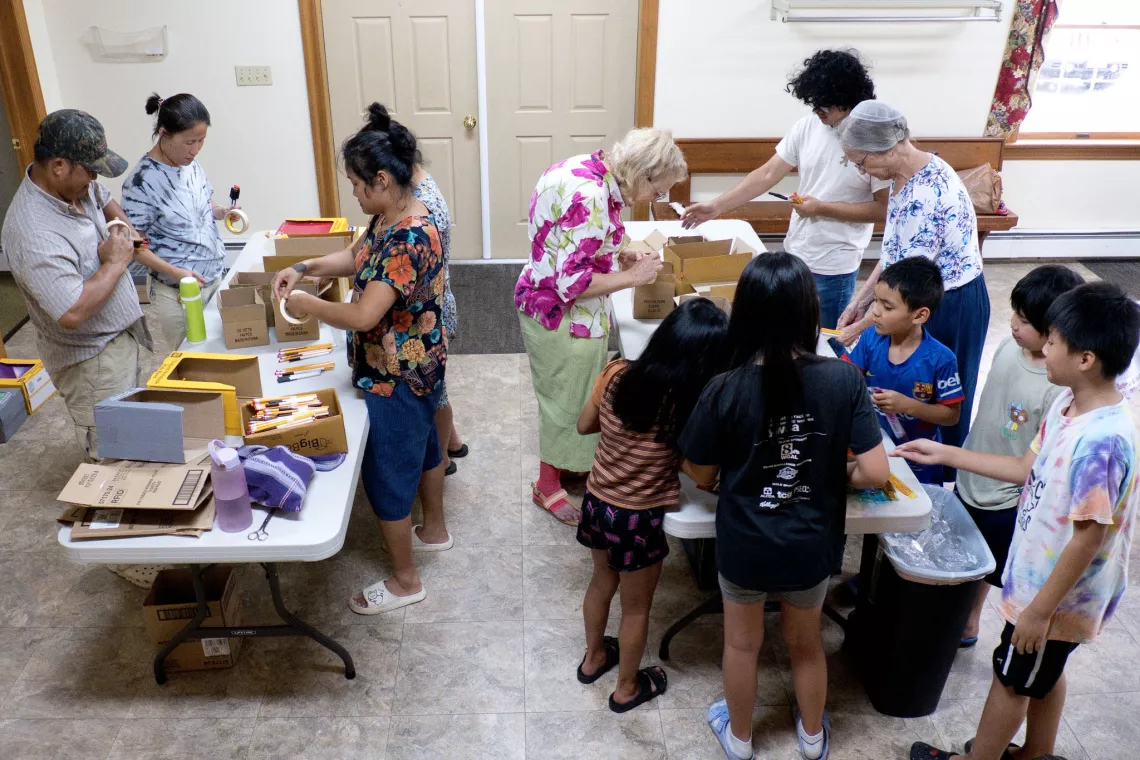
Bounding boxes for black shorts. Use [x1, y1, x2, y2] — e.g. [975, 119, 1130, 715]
[962, 497, 1017, 588]
[576, 490, 669, 572]
[993, 622, 1079, 699]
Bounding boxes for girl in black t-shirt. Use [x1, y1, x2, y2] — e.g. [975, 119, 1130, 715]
[679, 252, 888, 760]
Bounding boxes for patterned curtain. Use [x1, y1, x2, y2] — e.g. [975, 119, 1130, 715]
[984, 0, 1062, 141]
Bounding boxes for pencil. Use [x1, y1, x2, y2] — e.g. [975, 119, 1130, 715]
[276, 369, 328, 383]
[274, 362, 334, 374]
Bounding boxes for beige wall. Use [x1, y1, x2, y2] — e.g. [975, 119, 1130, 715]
[24, 0, 321, 240]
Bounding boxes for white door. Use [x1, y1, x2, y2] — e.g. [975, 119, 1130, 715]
[484, 0, 638, 258]
[322, 0, 483, 258]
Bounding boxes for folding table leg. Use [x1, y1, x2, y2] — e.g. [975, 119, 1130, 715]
[659, 592, 723, 660]
[264, 563, 356, 679]
[153, 563, 208, 685]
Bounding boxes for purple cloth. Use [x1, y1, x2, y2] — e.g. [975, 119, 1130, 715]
[235, 445, 346, 512]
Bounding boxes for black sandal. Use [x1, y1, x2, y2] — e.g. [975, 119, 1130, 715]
[608, 666, 667, 713]
[910, 743, 956, 760]
[448, 443, 469, 458]
[445, 460, 458, 476]
[577, 636, 619, 684]
[964, 738, 1019, 760]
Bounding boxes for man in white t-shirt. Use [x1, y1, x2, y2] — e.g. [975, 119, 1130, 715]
[682, 49, 889, 329]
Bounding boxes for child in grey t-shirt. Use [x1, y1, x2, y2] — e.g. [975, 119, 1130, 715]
[955, 265, 1083, 646]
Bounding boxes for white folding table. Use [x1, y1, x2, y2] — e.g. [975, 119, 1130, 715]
[57, 231, 368, 683]
[611, 220, 932, 656]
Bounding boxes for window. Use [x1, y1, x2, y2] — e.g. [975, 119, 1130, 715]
[1018, 1, 1140, 139]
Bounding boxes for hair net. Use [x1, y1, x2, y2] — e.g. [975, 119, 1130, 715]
[837, 100, 909, 153]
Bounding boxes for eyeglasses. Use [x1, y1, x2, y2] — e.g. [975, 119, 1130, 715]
[839, 152, 870, 171]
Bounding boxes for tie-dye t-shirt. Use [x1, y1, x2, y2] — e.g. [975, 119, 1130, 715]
[999, 389, 1140, 643]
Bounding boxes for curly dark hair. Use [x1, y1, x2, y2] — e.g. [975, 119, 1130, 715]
[785, 49, 875, 112]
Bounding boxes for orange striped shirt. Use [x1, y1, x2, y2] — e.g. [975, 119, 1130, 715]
[586, 360, 681, 510]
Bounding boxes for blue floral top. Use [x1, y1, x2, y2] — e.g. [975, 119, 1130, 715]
[881, 155, 982, 291]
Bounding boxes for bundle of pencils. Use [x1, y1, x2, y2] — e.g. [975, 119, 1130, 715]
[247, 394, 330, 435]
[277, 342, 333, 363]
[275, 361, 334, 383]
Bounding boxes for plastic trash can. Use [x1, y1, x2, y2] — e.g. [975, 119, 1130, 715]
[845, 486, 996, 718]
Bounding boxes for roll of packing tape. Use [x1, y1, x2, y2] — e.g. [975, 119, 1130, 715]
[279, 290, 314, 325]
[106, 219, 130, 235]
[224, 208, 249, 234]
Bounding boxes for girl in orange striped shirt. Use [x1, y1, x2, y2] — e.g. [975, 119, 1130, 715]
[574, 298, 731, 712]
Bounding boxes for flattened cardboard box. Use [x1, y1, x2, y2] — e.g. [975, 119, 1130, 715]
[95, 389, 226, 464]
[241, 387, 348, 456]
[148, 352, 263, 435]
[229, 271, 278, 327]
[632, 260, 677, 320]
[144, 566, 243, 672]
[57, 454, 212, 511]
[270, 280, 322, 343]
[60, 490, 216, 540]
[218, 288, 270, 349]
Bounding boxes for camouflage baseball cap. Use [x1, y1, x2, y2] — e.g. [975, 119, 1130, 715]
[36, 109, 127, 178]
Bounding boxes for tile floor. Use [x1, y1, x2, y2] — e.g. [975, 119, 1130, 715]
[1, 262, 1138, 759]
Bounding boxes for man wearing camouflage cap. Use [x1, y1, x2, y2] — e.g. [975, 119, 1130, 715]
[1, 109, 153, 459]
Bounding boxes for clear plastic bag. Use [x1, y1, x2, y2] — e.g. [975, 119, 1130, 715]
[880, 485, 995, 582]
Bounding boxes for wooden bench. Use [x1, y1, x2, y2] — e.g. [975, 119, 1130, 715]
[651, 137, 1018, 249]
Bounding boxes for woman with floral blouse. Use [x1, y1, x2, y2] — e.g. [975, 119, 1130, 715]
[516, 128, 688, 525]
[273, 104, 451, 615]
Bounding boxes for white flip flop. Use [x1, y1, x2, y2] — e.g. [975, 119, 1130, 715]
[349, 579, 426, 615]
[412, 525, 454, 552]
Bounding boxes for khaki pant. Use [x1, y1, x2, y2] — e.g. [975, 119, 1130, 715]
[149, 278, 221, 350]
[52, 331, 141, 460]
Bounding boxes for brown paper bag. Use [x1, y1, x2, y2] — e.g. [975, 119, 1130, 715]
[958, 164, 1003, 215]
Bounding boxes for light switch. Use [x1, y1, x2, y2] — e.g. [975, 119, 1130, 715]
[235, 66, 273, 86]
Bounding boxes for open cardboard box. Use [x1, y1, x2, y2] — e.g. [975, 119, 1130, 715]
[229, 271, 278, 327]
[240, 387, 348, 457]
[0, 359, 56, 414]
[143, 566, 243, 672]
[677, 292, 732, 317]
[95, 389, 226, 464]
[632, 260, 678, 320]
[218, 288, 270, 349]
[148, 352, 263, 436]
[271, 229, 355, 257]
[262, 255, 353, 305]
[662, 236, 756, 296]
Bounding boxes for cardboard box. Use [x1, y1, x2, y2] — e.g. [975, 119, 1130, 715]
[148, 352, 263, 435]
[678, 292, 732, 317]
[271, 230, 355, 257]
[133, 271, 150, 304]
[229, 271, 278, 327]
[240, 387, 349, 456]
[271, 280, 322, 343]
[262, 255, 353, 304]
[0, 359, 56, 414]
[218, 288, 270, 350]
[58, 454, 213, 511]
[144, 566, 243, 673]
[276, 218, 350, 235]
[95, 389, 226, 464]
[661, 236, 757, 296]
[632, 260, 678, 320]
[0, 389, 29, 443]
[61, 492, 216, 540]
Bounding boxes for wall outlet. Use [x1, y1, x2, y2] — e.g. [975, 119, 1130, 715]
[235, 66, 272, 86]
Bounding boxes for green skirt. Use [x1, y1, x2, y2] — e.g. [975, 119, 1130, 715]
[519, 312, 606, 473]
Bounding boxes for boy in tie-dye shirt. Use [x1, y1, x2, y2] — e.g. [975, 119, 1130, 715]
[895, 283, 1140, 760]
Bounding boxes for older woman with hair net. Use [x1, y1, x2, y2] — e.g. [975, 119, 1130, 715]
[835, 100, 988, 453]
[516, 128, 687, 524]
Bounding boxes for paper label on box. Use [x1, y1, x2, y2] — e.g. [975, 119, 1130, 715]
[88, 508, 123, 529]
[201, 638, 231, 658]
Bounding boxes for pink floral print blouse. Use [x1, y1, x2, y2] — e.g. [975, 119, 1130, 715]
[514, 151, 625, 338]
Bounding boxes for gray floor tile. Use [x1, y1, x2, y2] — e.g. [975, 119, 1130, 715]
[0, 718, 123, 760]
[387, 713, 526, 760]
[404, 545, 524, 623]
[525, 710, 667, 760]
[247, 717, 389, 760]
[108, 718, 255, 760]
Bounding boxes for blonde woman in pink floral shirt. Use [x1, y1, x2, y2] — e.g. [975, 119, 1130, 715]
[516, 128, 687, 524]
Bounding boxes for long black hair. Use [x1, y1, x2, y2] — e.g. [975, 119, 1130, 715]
[145, 93, 210, 138]
[340, 102, 419, 188]
[611, 297, 731, 447]
[727, 252, 821, 429]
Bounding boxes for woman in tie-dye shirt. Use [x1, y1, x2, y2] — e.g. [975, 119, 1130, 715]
[516, 129, 687, 525]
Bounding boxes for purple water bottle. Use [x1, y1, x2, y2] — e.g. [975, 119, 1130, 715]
[209, 440, 253, 533]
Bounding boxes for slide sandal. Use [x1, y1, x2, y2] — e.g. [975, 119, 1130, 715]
[577, 636, 620, 684]
[448, 444, 469, 458]
[959, 636, 979, 649]
[609, 667, 667, 713]
[964, 738, 1019, 760]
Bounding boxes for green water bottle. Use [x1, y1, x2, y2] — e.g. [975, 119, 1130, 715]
[180, 277, 208, 344]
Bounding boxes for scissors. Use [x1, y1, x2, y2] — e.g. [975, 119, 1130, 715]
[248, 509, 276, 541]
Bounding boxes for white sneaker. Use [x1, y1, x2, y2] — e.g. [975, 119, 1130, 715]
[349, 579, 426, 615]
[412, 525, 453, 552]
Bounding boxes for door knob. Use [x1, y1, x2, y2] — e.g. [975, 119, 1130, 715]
[463, 115, 477, 130]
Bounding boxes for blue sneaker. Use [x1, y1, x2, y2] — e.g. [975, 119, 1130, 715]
[707, 699, 754, 760]
[796, 710, 830, 760]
